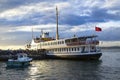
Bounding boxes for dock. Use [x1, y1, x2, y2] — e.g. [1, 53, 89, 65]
[0, 49, 47, 61]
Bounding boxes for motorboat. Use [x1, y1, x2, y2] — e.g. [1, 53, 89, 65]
[6, 53, 32, 67]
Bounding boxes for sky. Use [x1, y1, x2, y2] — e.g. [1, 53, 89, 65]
[0, 0, 120, 49]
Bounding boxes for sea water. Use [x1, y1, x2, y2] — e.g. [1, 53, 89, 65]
[0, 48, 120, 80]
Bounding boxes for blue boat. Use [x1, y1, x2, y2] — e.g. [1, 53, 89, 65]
[6, 53, 32, 67]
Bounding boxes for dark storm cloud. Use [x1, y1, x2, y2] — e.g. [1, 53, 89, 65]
[59, 7, 120, 26]
[0, 0, 120, 48]
[0, 0, 45, 12]
[91, 8, 120, 21]
[0, 12, 47, 27]
[0, 0, 119, 27]
[0, 0, 67, 12]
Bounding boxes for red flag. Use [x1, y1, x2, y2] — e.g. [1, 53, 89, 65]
[95, 27, 102, 31]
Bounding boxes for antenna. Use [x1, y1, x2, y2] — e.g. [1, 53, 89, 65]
[41, 29, 43, 34]
[40, 29, 43, 38]
[56, 6, 59, 40]
[32, 27, 34, 39]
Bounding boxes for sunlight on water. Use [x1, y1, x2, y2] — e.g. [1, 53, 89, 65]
[0, 48, 120, 80]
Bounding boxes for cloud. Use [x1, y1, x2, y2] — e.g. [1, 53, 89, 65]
[0, 1, 70, 19]
[102, 0, 120, 9]
[0, 0, 120, 49]
[0, 1, 71, 27]
[0, 0, 120, 26]
[98, 27, 120, 41]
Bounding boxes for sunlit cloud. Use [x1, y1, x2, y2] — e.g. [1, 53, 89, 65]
[0, 2, 70, 21]
[102, 0, 120, 9]
[100, 41, 120, 47]
[0, 0, 120, 49]
[97, 21, 120, 29]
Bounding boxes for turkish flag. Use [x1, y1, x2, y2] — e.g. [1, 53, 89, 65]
[95, 27, 102, 31]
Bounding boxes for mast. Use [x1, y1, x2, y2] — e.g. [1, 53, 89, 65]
[56, 6, 59, 40]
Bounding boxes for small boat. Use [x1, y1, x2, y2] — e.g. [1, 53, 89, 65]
[6, 53, 32, 67]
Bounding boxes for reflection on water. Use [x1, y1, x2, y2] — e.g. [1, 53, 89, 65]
[0, 49, 120, 80]
[26, 60, 102, 80]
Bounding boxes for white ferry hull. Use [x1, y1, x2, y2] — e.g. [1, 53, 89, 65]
[46, 52, 102, 60]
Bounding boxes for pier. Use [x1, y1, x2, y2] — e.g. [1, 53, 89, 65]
[0, 49, 47, 61]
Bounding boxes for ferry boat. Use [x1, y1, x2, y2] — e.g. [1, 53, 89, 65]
[26, 7, 102, 60]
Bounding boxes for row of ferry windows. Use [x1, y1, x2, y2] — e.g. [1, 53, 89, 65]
[40, 41, 64, 46]
[49, 47, 81, 52]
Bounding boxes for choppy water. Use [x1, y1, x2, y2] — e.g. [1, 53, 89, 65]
[0, 49, 120, 80]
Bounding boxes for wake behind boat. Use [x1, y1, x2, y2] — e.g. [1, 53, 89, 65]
[26, 7, 102, 60]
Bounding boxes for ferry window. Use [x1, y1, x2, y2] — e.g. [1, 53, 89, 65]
[59, 48, 61, 52]
[48, 42, 50, 45]
[53, 49, 55, 52]
[77, 48, 79, 51]
[74, 48, 76, 51]
[65, 40, 70, 43]
[72, 48, 73, 51]
[45, 43, 47, 46]
[53, 42, 55, 45]
[58, 41, 60, 45]
[56, 49, 57, 52]
[62, 48, 63, 52]
[58, 48, 60, 52]
[60, 41, 62, 44]
[63, 48, 65, 51]
[66, 48, 68, 52]
[68, 48, 70, 51]
[55, 42, 57, 45]
[62, 41, 64, 44]
[68, 40, 70, 43]
[64, 48, 66, 51]
[65, 48, 67, 52]
[59, 41, 61, 44]
[72, 38, 77, 42]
